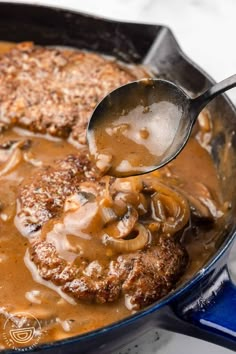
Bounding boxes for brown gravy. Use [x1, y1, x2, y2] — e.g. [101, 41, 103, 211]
[0, 128, 131, 346]
[88, 93, 182, 177]
[0, 41, 227, 348]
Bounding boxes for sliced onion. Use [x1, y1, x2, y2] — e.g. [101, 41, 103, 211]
[151, 194, 166, 221]
[152, 193, 181, 221]
[23, 151, 42, 167]
[143, 177, 190, 235]
[160, 194, 180, 216]
[0, 148, 22, 177]
[104, 223, 150, 252]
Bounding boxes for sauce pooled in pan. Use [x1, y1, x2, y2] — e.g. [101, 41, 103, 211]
[0, 41, 228, 348]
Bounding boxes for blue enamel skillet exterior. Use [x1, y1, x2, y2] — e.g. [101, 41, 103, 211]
[0, 3, 235, 353]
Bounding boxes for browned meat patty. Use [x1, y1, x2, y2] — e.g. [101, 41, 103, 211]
[16, 153, 98, 235]
[30, 236, 188, 309]
[0, 42, 146, 143]
[17, 151, 189, 309]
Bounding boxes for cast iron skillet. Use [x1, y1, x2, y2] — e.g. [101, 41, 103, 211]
[0, 3, 235, 353]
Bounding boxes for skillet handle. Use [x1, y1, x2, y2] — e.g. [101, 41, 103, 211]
[177, 266, 236, 350]
[190, 270, 236, 342]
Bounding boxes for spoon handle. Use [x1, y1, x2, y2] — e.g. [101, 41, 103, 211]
[190, 74, 236, 121]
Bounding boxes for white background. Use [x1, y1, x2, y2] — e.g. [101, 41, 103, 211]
[1, 1, 236, 353]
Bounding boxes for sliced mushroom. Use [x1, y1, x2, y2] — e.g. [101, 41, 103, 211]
[0, 139, 31, 151]
[0, 140, 18, 150]
[175, 183, 223, 220]
[99, 197, 117, 225]
[187, 194, 212, 219]
[112, 177, 143, 194]
[117, 206, 139, 238]
[64, 192, 95, 212]
[103, 206, 139, 239]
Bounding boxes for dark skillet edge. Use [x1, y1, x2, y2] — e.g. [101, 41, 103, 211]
[0, 2, 162, 63]
[0, 2, 236, 353]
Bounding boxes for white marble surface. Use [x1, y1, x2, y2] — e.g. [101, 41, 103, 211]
[2, 1, 236, 353]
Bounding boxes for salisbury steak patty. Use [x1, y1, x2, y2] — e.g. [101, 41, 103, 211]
[16, 153, 97, 236]
[0, 42, 145, 143]
[30, 237, 188, 309]
[17, 151, 190, 309]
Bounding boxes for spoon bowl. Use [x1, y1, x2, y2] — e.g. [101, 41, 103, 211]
[87, 75, 236, 177]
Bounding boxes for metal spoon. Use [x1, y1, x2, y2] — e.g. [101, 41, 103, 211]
[87, 75, 236, 177]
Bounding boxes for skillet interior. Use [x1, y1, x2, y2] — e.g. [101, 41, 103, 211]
[0, 1, 234, 264]
[0, 2, 236, 352]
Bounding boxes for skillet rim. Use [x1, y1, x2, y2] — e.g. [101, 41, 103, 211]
[0, 2, 235, 352]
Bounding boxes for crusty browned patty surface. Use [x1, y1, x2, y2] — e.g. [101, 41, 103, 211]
[30, 237, 188, 309]
[0, 42, 145, 144]
[16, 153, 96, 235]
